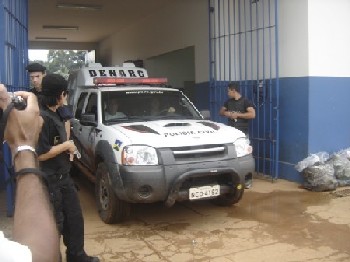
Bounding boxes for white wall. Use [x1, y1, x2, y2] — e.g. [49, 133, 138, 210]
[279, 0, 350, 78]
[98, 0, 209, 83]
[308, 0, 350, 77]
[279, 0, 309, 78]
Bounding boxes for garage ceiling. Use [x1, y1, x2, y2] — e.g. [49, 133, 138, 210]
[29, 0, 172, 47]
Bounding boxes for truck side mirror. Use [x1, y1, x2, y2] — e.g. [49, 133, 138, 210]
[80, 113, 97, 127]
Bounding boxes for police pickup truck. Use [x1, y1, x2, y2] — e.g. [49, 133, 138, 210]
[67, 62, 254, 224]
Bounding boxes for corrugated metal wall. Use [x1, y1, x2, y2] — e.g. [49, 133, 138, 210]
[0, 0, 28, 216]
[208, 0, 280, 180]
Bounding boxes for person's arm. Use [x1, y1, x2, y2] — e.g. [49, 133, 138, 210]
[13, 153, 60, 262]
[65, 120, 71, 139]
[1, 87, 60, 261]
[219, 106, 233, 118]
[36, 112, 76, 162]
[232, 106, 256, 120]
[37, 139, 75, 161]
[57, 105, 72, 140]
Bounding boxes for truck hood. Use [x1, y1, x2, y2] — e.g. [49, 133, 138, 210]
[109, 120, 246, 147]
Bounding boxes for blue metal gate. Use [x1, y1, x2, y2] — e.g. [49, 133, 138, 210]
[208, 0, 280, 180]
[0, 0, 28, 91]
[0, 0, 28, 216]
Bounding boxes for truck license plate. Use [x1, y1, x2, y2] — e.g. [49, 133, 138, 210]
[189, 185, 220, 200]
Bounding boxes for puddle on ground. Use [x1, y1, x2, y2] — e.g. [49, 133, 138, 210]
[227, 190, 350, 254]
[233, 190, 332, 224]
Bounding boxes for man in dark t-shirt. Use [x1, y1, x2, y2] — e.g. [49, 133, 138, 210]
[219, 82, 255, 135]
[219, 82, 256, 188]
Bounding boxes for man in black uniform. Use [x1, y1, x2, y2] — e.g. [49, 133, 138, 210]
[36, 74, 99, 262]
[25, 62, 46, 95]
[219, 82, 256, 188]
[26, 62, 73, 138]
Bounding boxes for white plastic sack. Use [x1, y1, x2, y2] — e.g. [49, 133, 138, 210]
[327, 153, 350, 187]
[334, 148, 350, 160]
[295, 152, 330, 172]
[302, 163, 337, 192]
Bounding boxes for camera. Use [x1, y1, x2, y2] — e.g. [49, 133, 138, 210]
[8, 92, 27, 110]
[0, 92, 27, 148]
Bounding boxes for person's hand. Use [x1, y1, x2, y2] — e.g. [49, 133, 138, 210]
[0, 84, 11, 110]
[64, 140, 77, 161]
[0, 86, 43, 153]
[230, 111, 239, 120]
[224, 111, 235, 119]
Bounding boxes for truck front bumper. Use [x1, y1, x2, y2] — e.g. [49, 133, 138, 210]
[115, 154, 255, 205]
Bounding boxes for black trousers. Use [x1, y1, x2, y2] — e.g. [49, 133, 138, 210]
[47, 174, 84, 255]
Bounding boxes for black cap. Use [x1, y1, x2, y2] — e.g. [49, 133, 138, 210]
[41, 74, 67, 96]
[25, 63, 46, 73]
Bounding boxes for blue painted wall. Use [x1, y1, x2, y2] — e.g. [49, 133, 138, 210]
[309, 77, 350, 152]
[280, 76, 350, 182]
[278, 77, 309, 182]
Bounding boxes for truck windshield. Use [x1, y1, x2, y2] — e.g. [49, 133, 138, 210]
[101, 90, 202, 123]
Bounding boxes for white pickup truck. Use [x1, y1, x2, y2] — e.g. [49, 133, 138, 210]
[67, 63, 254, 224]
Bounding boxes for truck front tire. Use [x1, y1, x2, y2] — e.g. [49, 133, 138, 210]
[212, 189, 244, 206]
[95, 162, 130, 223]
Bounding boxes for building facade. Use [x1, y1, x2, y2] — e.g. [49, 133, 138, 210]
[1, 0, 350, 186]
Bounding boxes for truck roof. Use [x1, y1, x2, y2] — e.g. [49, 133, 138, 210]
[69, 62, 149, 87]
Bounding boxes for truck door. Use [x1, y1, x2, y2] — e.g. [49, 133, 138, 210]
[72, 92, 98, 170]
[71, 92, 87, 155]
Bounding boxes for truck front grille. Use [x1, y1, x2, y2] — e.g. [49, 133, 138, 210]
[180, 172, 233, 189]
[170, 144, 226, 161]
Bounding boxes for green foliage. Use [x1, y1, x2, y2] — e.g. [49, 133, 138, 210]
[30, 50, 87, 79]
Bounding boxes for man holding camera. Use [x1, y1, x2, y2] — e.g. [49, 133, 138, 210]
[0, 84, 60, 261]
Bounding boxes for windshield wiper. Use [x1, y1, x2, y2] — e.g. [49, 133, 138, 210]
[154, 115, 193, 120]
[104, 117, 129, 124]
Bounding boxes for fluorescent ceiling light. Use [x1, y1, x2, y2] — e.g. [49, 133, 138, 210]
[43, 25, 79, 30]
[35, 37, 67, 40]
[56, 3, 102, 11]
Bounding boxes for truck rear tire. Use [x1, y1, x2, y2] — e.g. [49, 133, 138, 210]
[95, 162, 130, 224]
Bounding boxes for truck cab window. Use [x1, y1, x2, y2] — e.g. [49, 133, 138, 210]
[75, 92, 88, 119]
[85, 93, 98, 121]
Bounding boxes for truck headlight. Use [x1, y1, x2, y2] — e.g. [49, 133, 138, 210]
[122, 146, 158, 165]
[234, 138, 253, 157]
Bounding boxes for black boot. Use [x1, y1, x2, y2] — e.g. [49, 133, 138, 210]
[66, 251, 100, 262]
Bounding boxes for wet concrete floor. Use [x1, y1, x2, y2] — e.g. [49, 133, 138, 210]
[1, 176, 350, 261]
[74, 177, 350, 262]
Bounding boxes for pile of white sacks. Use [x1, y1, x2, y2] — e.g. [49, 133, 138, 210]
[295, 148, 350, 191]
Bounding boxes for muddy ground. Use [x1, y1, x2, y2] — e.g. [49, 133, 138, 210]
[1, 176, 350, 261]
